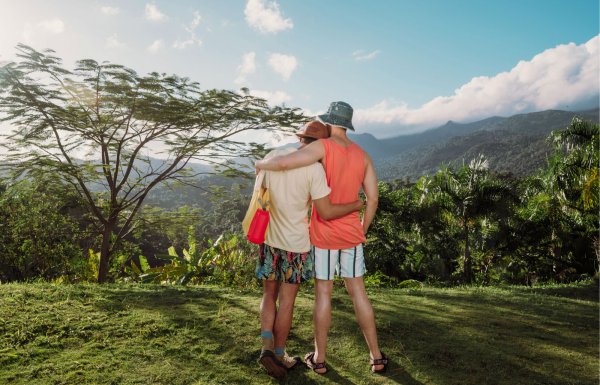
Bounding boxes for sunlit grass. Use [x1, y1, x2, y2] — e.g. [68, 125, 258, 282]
[0, 281, 597, 385]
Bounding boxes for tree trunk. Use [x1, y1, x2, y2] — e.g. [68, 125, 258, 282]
[463, 222, 472, 283]
[97, 225, 114, 283]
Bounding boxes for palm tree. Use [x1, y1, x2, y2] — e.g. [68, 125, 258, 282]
[549, 117, 599, 212]
[548, 117, 599, 274]
[433, 155, 515, 283]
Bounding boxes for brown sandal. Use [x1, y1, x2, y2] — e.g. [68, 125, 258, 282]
[370, 352, 388, 373]
[258, 349, 287, 379]
[304, 352, 328, 375]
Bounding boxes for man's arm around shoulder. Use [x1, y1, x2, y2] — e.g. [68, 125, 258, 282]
[256, 140, 325, 171]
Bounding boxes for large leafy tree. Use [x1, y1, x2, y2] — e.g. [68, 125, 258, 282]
[0, 44, 304, 282]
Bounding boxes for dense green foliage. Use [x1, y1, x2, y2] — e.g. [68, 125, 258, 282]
[0, 118, 597, 286]
[0, 177, 85, 281]
[0, 282, 597, 385]
[366, 118, 598, 284]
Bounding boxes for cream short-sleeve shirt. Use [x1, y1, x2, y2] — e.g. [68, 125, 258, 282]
[263, 148, 330, 253]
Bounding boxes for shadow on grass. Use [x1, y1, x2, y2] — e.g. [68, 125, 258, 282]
[286, 365, 358, 385]
[85, 285, 275, 383]
[510, 281, 599, 301]
[363, 284, 599, 385]
[266, 362, 423, 385]
[6, 283, 595, 385]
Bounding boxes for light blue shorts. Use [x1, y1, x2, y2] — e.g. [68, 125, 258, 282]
[312, 244, 365, 280]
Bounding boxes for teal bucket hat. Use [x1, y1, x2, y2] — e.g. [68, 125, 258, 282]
[317, 101, 355, 131]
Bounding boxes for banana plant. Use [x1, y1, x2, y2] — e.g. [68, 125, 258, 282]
[138, 226, 214, 285]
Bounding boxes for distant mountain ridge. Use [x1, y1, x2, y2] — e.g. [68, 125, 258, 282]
[74, 108, 600, 182]
[147, 107, 600, 196]
[348, 108, 599, 180]
[141, 107, 600, 208]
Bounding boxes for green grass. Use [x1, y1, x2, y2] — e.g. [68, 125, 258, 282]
[0, 281, 597, 385]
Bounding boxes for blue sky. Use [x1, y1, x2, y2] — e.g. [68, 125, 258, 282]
[0, 0, 598, 142]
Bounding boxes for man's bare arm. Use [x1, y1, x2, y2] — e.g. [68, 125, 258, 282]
[256, 140, 325, 171]
[313, 196, 363, 220]
[361, 152, 379, 234]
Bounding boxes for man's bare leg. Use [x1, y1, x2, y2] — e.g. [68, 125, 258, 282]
[343, 276, 384, 371]
[312, 278, 333, 373]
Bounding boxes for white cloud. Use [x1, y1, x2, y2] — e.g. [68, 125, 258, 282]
[147, 39, 164, 54]
[23, 24, 35, 43]
[235, 52, 257, 85]
[188, 11, 202, 31]
[354, 35, 600, 137]
[145, 3, 167, 22]
[268, 53, 297, 81]
[23, 18, 65, 43]
[173, 39, 196, 50]
[173, 11, 202, 49]
[353, 49, 381, 61]
[38, 18, 65, 34]
[101, 6, 120, 15]
[106, 34, 125, 49]
[244, 0, 293, 34]
[250, 89, 292, 106]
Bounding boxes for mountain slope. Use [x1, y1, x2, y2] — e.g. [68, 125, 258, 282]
[348, 108, 599, 180]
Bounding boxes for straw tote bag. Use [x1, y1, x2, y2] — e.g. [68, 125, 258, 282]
[242, 170, 270, 244]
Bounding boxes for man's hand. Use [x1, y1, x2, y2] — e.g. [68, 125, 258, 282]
[353, 199, 364, 212]
[313, 197, 363, 220]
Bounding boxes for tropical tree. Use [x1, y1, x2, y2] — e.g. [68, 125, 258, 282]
[510, 174, 572, 283]
[0, 44, 305, 282]
[549, 117, 599, 213]
[433, 155, 516, 282]
[413, 175, 463, 282]
[365, 181, 414, 280]
[545, 118, 600, 275]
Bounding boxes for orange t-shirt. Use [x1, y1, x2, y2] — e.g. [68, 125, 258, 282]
[309, 138, 367, 249]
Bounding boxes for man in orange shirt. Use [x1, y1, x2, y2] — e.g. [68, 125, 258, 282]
[256, 101, 388, 375]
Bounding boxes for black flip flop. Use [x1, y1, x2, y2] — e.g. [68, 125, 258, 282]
[370, 352, 389, 374]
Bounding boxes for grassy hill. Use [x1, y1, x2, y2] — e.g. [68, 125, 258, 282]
[0, 282, 597, 385]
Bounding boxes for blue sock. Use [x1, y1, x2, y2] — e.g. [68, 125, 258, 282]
[260, 331, 273, 339]
[274, 347, 284, 356]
